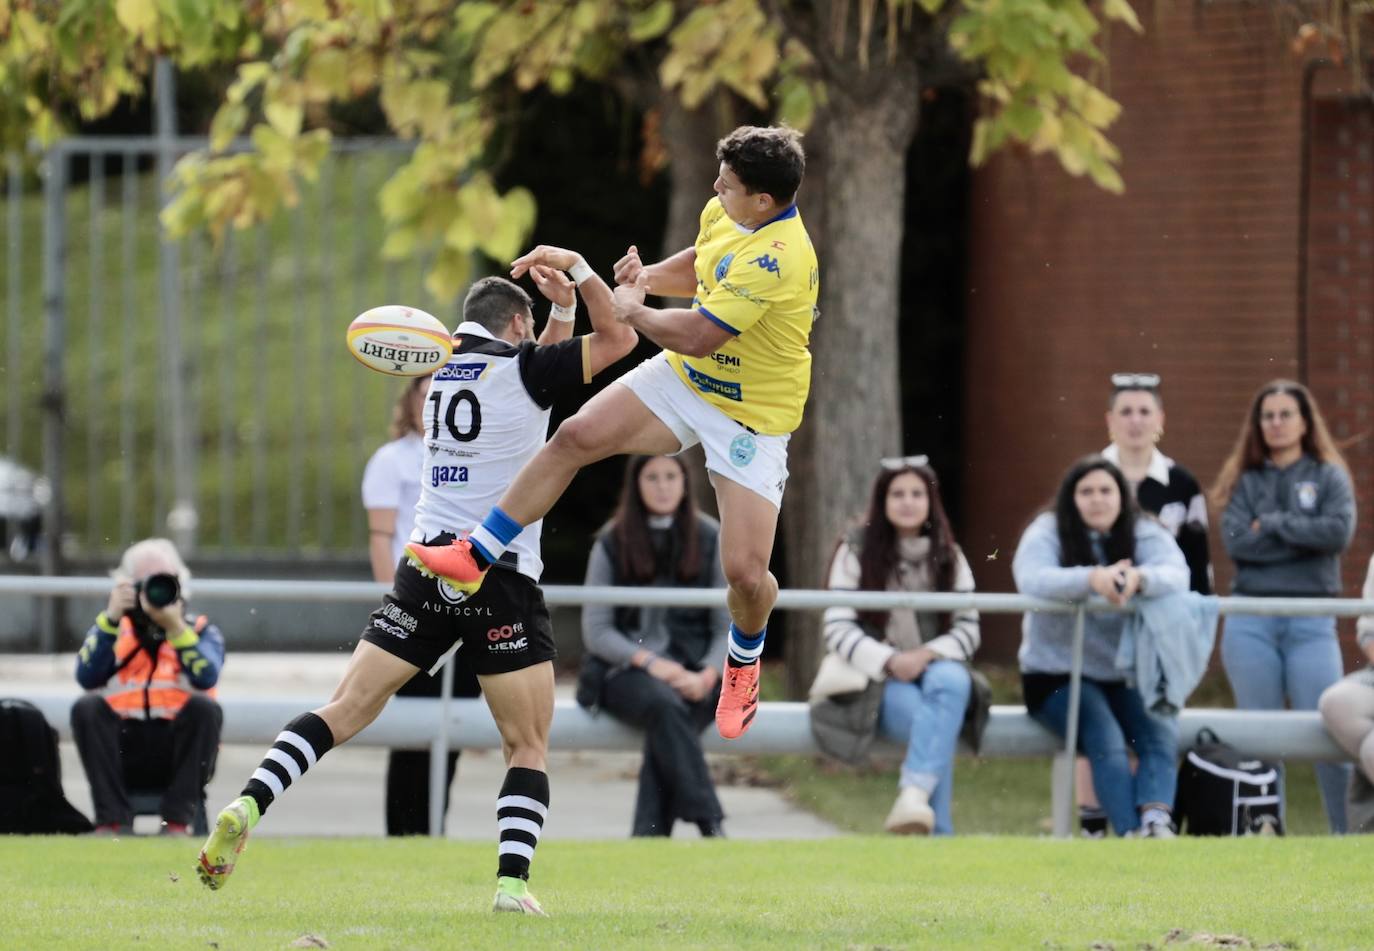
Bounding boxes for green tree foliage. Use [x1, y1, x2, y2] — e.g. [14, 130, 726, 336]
[0, 0, 1169, 299]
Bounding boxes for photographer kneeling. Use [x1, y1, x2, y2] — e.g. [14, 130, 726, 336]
[71, 538, 224, 835]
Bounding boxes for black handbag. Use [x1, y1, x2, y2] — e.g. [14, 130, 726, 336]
[575, 655, 613, 712]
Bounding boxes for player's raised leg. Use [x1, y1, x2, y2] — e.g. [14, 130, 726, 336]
[712, 475, 781, 739]
[197, 642, 418, 889]
[479, 661, 556, 915]
[406, 382, 680, 592]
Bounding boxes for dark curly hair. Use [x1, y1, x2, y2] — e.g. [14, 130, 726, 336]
[716, 125, 805, 205]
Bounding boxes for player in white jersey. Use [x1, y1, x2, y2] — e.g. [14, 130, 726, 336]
[196, 250, 637, 916]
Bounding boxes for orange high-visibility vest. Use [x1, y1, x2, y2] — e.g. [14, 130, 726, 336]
[101, 615, 217, 720]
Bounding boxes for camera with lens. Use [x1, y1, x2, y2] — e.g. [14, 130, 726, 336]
[134, 572, 181, 609]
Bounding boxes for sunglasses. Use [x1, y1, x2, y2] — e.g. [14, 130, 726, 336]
[1111, 372, 1161, 390]
[880, 454, 929, 471]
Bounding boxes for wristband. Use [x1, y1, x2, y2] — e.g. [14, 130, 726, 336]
[95, 612, 120, 635]
[549, 301, 576, 323]
[568, 257, 595, 286]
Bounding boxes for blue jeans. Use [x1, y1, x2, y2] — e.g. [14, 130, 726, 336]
[877, 659, 971, 836]
[1221, 613, 1350, 833]
[1030, 679, 1179, 836]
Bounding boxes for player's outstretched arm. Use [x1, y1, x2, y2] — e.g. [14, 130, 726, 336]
[528, 265, 575, 347]
[577, 265, 639, 376]
[510, 245, 636, 375]
[613, 274, 733, 358]
[613, 245, 697, 299]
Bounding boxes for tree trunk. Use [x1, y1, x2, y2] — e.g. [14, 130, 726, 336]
[659, 95, 727, 259]
[781, 66, 922, 698]
[658, 94, 731, 517]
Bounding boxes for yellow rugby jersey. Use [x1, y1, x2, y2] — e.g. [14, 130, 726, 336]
[667, 196, 818, 435]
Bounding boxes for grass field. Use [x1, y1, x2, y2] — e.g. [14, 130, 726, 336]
[0, 836, 1370, 949]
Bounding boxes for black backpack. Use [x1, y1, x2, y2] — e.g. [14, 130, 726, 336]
[1174, 728, 1283, 836]
[0, 698, 93, 834]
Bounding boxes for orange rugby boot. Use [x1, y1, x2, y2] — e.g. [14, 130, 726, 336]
[715, 658, 761, 739]
[404, 537, 489, 595]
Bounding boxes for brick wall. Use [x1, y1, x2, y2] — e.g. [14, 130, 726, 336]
[961, 0, 1374, 662]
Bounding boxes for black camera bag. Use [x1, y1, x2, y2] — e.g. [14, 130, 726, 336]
[1174, 728, 1283, 836]
[0, 698, 92, 834]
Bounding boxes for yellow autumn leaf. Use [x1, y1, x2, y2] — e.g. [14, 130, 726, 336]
[114, 0, 158, 39]
[425, 248, 471, 303]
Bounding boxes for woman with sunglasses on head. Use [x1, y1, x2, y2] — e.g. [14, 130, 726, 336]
[579, 454, 730, 837]
[1103, 373, 1212, 595]
[1212, 379, 1356, 833]
[819, 456, 980, 835]
[1014, 456, 1189, 837]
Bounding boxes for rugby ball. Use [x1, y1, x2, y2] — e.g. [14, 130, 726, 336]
[346, 305, 453, 377]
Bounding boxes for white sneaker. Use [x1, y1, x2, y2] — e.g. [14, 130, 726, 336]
[884, 786, 934, 835]
[1140, 810, 1178, 838]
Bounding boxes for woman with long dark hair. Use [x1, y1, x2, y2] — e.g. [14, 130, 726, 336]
[1212, 379, 1356, 833]
[580, 455, 730, 837]
[819, 457, 980, 835]
[1013, 456, 1189, 837]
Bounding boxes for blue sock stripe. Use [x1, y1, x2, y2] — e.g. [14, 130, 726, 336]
[484, 506, 523, 547]
[729, 624, 766, 650]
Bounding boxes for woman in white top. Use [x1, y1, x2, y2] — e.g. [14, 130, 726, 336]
[362, 376, 428, 582]
[820, 457, 979, 835]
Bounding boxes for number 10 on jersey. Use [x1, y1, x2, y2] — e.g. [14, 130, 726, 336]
[429, 389, 482, 442]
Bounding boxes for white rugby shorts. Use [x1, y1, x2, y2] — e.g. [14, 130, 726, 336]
[615, 353, 789, 509]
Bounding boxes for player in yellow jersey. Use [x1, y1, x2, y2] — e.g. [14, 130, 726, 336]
[408, 126, 818, 739]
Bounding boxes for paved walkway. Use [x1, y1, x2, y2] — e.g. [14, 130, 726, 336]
[0, 653, 839, 840]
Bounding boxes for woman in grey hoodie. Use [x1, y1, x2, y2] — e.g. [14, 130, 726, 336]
[1212, 379, 1355, 833]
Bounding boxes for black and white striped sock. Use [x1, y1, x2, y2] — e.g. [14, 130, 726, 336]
[242, 712, 336, 816]
[496, 767, 549, 881]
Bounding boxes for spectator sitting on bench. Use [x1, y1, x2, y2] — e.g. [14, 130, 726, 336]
[1319, 554, 1374, 832]
[71, 538, 224, 835]
[579, 454, 729, 837]
[1013, 456, 1188, 837]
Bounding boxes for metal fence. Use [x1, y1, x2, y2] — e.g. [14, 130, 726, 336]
[5, 124, 445, 566]
[8, 574, 1374, 837]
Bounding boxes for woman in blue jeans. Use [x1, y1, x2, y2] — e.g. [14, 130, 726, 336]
[1014, 456, 1189, 837]
[821, 457, 980, 835]
[1212, 379, 1355, 833]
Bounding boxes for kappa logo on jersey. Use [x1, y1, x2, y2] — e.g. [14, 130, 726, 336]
[714, 252, 735, 282]
[749, 254, 782, 278]
[430, 465, 469, 488]
[435, 362, 488, 382]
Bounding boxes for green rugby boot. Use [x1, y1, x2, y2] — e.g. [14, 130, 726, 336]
[196, 795, 259, 891]
[492, 876, 547, 916]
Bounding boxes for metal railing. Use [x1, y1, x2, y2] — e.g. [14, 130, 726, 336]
[7, 574, 1372, 838]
